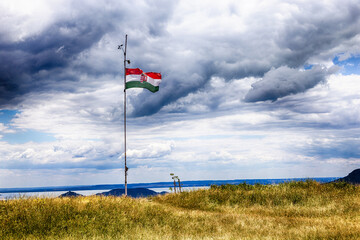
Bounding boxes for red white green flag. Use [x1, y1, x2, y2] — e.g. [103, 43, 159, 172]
[125, 68, 162, 93]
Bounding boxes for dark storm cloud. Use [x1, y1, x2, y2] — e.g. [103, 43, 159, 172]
[0, 16, 115, 106]
[127, 1, 360, 116]
[276, 2, 360, 68]
[244, 66, 337, 102]
[0, 0, 175, 108]
[1, 0, 360, 116]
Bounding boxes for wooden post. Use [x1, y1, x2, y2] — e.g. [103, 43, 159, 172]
[177, 177, 182, 193]
[170, 173, 176, 193]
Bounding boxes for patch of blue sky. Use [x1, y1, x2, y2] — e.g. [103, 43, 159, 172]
[0, 109, 56, 144]
[303, 64, 313, 70]
[333, 54, 360, 75]
[0, 109, 19, 124]
[2, 129, 56, 144]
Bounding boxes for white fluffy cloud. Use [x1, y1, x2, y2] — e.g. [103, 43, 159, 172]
[125, 141, 175, 160]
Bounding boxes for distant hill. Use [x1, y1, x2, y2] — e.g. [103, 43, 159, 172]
[334, 169, 360, 184]
[59, 191, 83, 198]
[97, 188, 166, 198]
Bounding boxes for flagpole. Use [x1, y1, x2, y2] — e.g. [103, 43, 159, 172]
[123, 34, 128, 197]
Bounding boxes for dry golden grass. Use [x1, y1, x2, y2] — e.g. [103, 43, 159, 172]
[1, 181, 359, 239]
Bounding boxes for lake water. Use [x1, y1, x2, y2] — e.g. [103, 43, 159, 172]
[0, 187, 210, 200]
[0, 190, 108, 200]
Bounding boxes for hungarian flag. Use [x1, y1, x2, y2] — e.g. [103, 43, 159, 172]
[125, 68, 162, 93]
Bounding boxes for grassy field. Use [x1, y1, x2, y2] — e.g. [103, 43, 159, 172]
[1, 180, 359, 239]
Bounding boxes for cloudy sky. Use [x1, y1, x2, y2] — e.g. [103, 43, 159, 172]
[1, 0, 360, 188]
